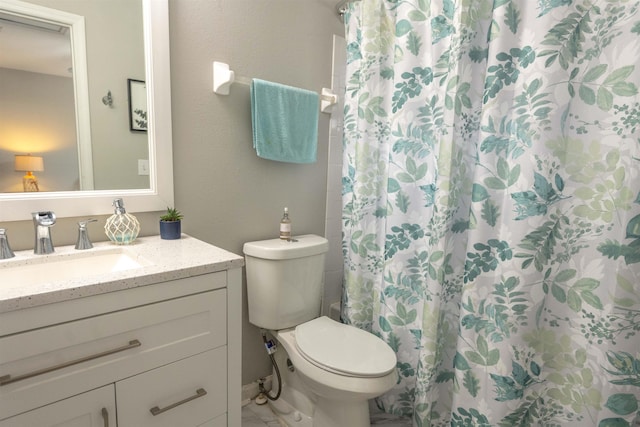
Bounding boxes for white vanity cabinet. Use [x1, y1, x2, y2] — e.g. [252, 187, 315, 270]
[0, 237, 243, 427]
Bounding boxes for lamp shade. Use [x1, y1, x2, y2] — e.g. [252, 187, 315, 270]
[15, 155, 44, 172]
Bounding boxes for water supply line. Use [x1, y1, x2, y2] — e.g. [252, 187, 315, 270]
[259, 330, 282, 401]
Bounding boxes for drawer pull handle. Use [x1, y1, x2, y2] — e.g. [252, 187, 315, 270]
[150, 388, 208, 416]
[101, 408, 109, 427]
[0, 339, 141, 386]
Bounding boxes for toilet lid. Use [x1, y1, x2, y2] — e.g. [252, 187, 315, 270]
[294, 317, 396, 377]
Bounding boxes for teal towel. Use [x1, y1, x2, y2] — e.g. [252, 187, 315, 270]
[251, 78, 319, 163]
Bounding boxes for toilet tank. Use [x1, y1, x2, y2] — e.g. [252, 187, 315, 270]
[243, 234, 328, 330]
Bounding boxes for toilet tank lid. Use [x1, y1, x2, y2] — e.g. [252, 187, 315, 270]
[243, 234, 328, 260]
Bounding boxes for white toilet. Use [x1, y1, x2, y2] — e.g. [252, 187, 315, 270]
[243, 234, 397, 427]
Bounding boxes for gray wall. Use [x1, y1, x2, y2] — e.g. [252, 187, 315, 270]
[168, 0, 344, 384]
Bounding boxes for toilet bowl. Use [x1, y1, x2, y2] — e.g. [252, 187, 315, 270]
[270, 317, 397, 427]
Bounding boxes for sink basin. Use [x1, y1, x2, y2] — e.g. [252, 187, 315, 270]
[0, 247, 153, 289]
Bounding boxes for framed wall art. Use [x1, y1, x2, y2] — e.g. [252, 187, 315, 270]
[127, 79, 147, 132]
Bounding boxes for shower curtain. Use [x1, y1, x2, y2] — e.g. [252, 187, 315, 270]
[341, 1, 640, 425]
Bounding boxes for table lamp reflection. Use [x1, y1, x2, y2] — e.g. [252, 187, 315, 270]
[15, 154, 44, 192]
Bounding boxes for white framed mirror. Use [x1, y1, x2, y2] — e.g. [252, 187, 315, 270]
[0, 0, 173, 221]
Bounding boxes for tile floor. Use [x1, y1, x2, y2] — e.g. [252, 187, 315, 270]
[241, 399, 413, 427]
[242, 400, 283, 427]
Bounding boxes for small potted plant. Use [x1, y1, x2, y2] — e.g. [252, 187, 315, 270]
[159, 207, 183, 240]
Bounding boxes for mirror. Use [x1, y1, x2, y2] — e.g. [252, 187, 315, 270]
[0, 0, 173, 221]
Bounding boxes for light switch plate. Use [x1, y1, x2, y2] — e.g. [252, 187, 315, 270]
[138, 159, 149, 175]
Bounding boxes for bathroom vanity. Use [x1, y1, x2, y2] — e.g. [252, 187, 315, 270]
[0, 235, 244, 426]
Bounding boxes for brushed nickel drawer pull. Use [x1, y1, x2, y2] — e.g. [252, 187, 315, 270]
[150, 388, 208, 416]
[101, 407, 109, 427]
[0, 339, 141, 386]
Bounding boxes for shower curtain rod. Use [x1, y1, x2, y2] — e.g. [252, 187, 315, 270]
[336, 0, 360, 19]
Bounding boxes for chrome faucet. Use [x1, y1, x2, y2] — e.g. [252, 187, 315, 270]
[75, 219, 98, 250]
[0, 229, 15, 259]
[32, 211, 56, 254]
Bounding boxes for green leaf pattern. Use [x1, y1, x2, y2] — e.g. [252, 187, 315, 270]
[342, 0, 640, 425]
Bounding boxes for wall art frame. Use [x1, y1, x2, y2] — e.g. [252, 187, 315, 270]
[127, 78, 147, 132]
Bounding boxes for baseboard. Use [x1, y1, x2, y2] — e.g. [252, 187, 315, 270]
[242, 375, 273, 406]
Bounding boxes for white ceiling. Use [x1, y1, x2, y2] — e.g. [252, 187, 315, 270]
[0, 16, 72, 78]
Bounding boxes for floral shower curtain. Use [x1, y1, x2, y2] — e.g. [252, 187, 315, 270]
[341, 0, 640, 425]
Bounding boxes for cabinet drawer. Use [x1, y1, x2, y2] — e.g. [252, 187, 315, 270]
[0, 290, 226, 420]
[117, 348, 227, 427]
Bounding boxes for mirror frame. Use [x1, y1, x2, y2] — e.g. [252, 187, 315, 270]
[0, 0, 173, 221]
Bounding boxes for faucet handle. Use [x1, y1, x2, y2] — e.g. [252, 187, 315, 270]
[0, 229, 15, 259]
[75, 219, 97, 250]
[78, 218, 98, 228]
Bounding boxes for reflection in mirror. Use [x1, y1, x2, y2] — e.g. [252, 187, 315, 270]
[0, 2, 91, 193]
[0, 0, 174, 221]
[0, 0, 150, 194]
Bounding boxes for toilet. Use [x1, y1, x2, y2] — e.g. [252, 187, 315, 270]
[243, 234, 397, 427]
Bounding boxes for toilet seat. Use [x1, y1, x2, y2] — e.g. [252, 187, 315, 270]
[294, 317, 396, 378]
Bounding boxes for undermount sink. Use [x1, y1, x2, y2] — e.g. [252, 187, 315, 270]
[0, 247, 153, 289]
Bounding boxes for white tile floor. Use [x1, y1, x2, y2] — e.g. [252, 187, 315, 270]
[241, 399, 413, 427]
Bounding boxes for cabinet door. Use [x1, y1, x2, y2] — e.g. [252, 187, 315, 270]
[116, 348, 227, 427]
[0, 384, 115, 427]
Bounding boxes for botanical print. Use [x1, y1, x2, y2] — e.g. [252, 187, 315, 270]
[341, 1, 640, 426]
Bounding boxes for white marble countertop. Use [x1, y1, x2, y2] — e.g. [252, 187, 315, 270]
[0, 234, 244, 313]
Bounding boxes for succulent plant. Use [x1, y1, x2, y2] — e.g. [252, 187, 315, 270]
[160, 207, 183, 222]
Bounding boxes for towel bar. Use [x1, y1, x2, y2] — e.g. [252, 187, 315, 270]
[212, 61, 338, 113]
